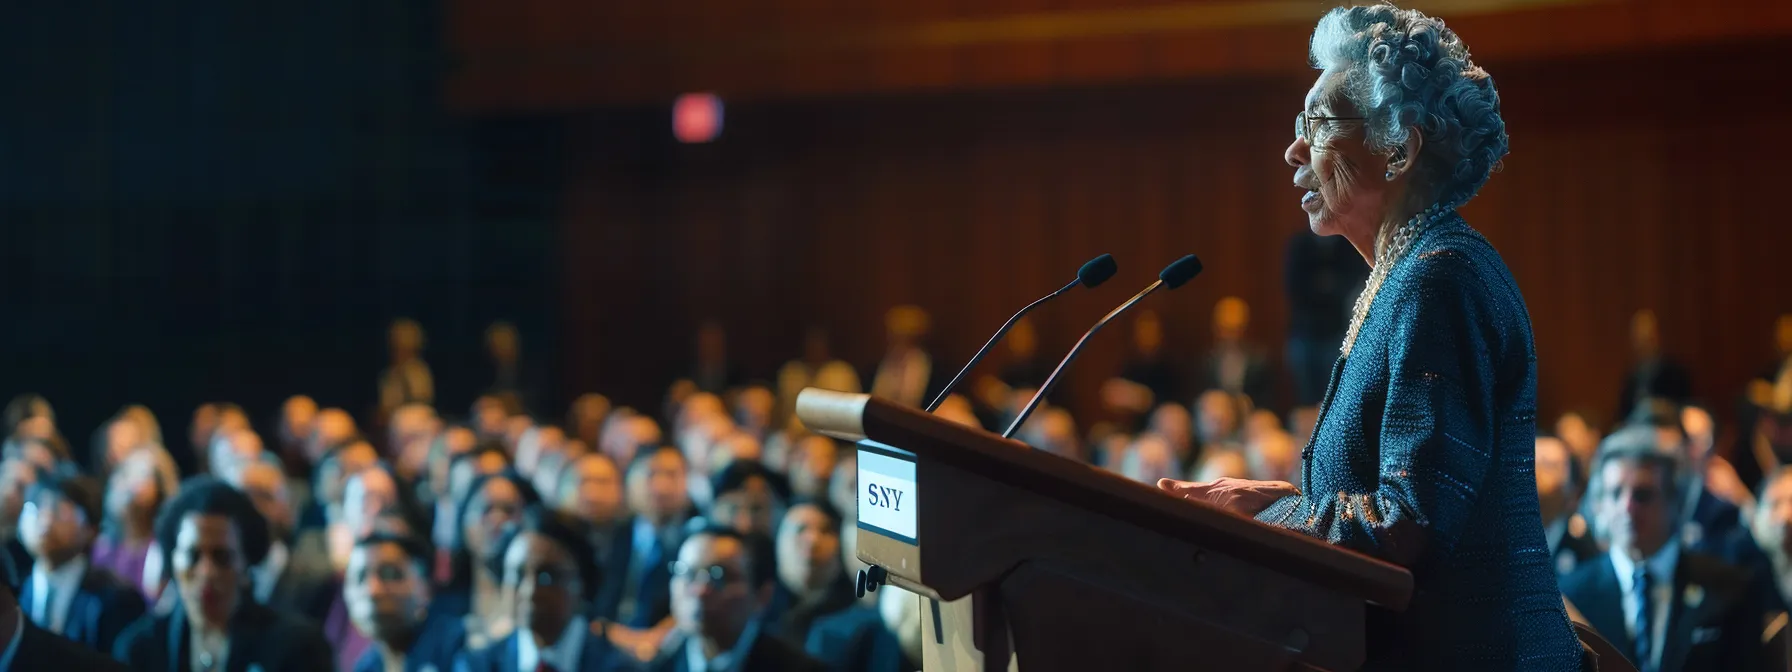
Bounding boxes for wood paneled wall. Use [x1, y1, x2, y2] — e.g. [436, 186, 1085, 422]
[450, 0, 1792, 109]
[558, 40, 1791, 439]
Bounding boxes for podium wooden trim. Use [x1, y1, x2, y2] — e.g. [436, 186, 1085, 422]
[800, 388, 1413, 610]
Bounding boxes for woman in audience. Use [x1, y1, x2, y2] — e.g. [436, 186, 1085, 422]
[765, 501, 901, 672]
[436, 470, 540, 650]
[115, 477, 333, 671]
[94, 447, 177, 600]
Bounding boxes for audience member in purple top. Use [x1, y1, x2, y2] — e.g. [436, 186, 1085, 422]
[95, 448, 175, 598]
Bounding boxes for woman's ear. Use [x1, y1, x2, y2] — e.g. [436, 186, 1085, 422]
[1385, 127, 1424, 181]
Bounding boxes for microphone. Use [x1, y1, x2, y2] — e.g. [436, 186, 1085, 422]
[1002, 254, 1203, 438]
[923, 254, 1118, 413]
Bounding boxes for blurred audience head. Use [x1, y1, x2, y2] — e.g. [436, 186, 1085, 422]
[626, 445, 691, 526]
[1212, 297, 1250, 343]
[696, 320, 728, 365]
[1534, 436, 1581, 523]
[1131, 310, 1163, 356]
[344, 531, 434, 646]
[1588, 426, 1683, 559]
[1022, 408, 1079, 460]
[1194, 390, 1242, 446]
[486, 321, 520, 364]
[470, 395, 516, 441]
[228, 456, 293, 540]
[0, 461, 44, 535]
[107, 447, 175, 537]
[1148, 403, 1194, 458]
[671, 527, 775, 646]
[568, 394, 611, 448]
[883, 306, 929, 350]
[776, 500, 845, 596]
[1247, 431, 1298, 483]
[448, 441, 511, 508]
[932, 395, 980, 429]
[1777, 314, 1792, 359]
[4, 394, 55, 442]
[600, 412, 661, 468]
[456, 471, 538, 569]
[1630, 309, 1660, 358]
[279, 395, 319, 452]
[709, 460, 786, 538]
[1753, 467, 1792, 560]
[1555, 411, 1600, 471]
[1679, 405, 1715, 464]
[732, 386, 776, 440]
[389, 318, 425, 361]
[1244, 409, 1283, 444]
[156, 478, 271, 631]
[428, 425, 479, 499]
[501, 508, 599, 639]
[307, 408, 359, 464]
[317, 439, 378, 513]
[1120, 434, 1176, 485]
[189, 403, 222, 453]
[1007, 317, 1038, 359]
[208, 428, 265, 482]
[786, 435, 839, 500]
[21, 473, 102, 566]
[828, 452, 857, 518]
[1193, 450, 1249, 482]
[1289, 406, 1320, 449]
[344, 463, 403, 539]
[557, 453, 625, 529]
[101, 412, 149, 473]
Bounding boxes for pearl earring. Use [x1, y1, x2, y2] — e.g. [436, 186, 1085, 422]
[1385, 170, 1397, 181]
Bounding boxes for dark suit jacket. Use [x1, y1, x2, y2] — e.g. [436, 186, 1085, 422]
[1251, 217, 1586, 669]
[646, 626, 826, 672]
[452, 626, 633, 672]
[114, 599, 335, 672]
[763, 582, 901, 672]
[354, 612, 468, 672]
[1560, 550, 1763, 672]
[1200, 347, 1274, 409]
[592, 516, 676, 629]
[263, 542, 338, 625]
[19, 563, 148, 656]
[12, 618, 129, 671]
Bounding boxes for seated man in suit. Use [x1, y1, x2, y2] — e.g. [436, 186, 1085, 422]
[16, 473, 148, 655]
[0, 546, 127, 671]
[763, 501, 900, 672]
[346, 531, 466, 672]
[1560, 427, 1764, 672]
[1751, 467, 1792, 611]
[648, 527, 823, 672]
[230, 455, 337, 623]
[114, 477, 335, 671]
[1537, 435, 1600, 577]
[598, 445, 693, 632]
[456, 506, 632, 672]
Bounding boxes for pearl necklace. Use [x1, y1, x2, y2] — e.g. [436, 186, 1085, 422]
[1341, 204, 1453, 357]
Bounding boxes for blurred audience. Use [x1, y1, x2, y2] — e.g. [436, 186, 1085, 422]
[1535, 436, 1599, 577]
[1200, 297, 1273, 411]
[378, 318, 435, 423]
[1618, 310, 1694, 421]
[18, 474, 148, 655]
[777, 327, 863, 429]
[650, 527, 824, 672]
[870, 306, 933, 409]
[344, 531, 466, 672]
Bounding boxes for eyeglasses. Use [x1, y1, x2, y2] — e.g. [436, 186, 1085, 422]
[669, 561, 744, 587]
[1296, 111, 1367, 142]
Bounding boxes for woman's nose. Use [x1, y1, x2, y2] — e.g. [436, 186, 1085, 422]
[1285, 136, 1310, 169]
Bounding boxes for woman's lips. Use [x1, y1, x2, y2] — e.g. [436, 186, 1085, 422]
[1301, 189, 1323, 213]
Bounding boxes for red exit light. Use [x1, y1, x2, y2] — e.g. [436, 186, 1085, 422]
[673, 93, 723, 144]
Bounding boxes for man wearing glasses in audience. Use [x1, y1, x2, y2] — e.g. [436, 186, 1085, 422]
[649, 527, 822, 672]
[344, 531, 466, 672]
[455, 507, 632, 672]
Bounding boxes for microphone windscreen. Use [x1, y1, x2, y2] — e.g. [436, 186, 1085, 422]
[1158, 254, 1204, 289]
[1077, 254, 1118, 288]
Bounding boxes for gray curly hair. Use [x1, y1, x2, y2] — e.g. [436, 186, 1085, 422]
[1310, 4, 1508, 209]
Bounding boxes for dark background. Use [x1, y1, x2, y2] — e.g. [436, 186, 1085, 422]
[4, 0, 1790, 449]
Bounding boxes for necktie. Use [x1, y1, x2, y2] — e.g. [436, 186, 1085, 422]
[1631, 566, 1653, 671]
[38, 582, 56, 631]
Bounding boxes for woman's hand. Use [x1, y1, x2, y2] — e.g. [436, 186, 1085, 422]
[1158, 477, 1299, 517]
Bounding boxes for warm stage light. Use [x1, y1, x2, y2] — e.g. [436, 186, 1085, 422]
[673, 93, 723, 144]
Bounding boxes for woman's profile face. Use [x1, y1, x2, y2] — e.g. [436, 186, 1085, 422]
[1286, 70, 1398, 240]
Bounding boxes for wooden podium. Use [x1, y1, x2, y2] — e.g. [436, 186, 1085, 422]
[797, 388, 1414, 672]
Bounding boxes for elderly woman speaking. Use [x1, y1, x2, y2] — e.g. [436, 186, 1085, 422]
[1158, 5, 1586, 669]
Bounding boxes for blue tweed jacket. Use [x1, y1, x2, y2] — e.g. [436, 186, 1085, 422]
[1255, 216, 1585, 670]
